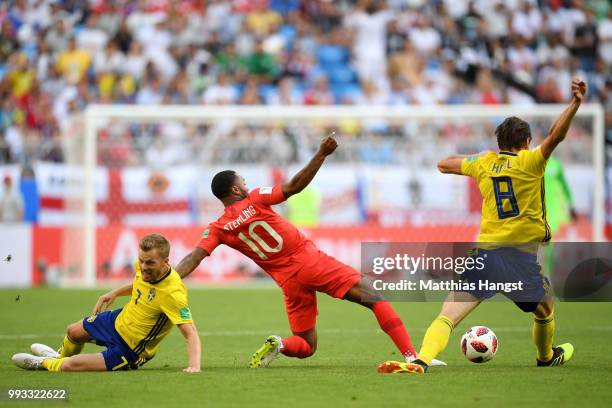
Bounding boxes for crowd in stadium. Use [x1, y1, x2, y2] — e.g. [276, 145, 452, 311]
[0, 0, 610, 166]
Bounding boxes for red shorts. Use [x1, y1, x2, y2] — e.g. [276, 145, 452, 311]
[280, 245, 361, 333]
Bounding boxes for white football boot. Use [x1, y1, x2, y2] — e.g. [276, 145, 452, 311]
[12, 353, 45, 370]
[31, 343, 60, 359]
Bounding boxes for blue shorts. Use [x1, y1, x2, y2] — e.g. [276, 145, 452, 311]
[460, 247, 551, 312]
[82, 309, 150, 371]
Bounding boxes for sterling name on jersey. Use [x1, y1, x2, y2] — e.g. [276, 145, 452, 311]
[197, 186, 314, 285]
[114, 261, 193, 359]
[461, 147, 551, 243]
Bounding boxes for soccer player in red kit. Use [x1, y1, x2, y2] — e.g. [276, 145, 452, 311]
[175, 135, 444, 370]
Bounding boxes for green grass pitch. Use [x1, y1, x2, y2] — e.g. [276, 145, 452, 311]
[1, 287, 611, 407]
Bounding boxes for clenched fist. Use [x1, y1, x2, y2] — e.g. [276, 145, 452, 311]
[571, 79, 587, 103]
[318, 133, 338, 157]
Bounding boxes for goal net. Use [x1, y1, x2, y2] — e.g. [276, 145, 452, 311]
[44, 104, 605, 287]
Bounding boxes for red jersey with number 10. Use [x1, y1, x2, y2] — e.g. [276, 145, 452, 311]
[197, 186, 311, 285]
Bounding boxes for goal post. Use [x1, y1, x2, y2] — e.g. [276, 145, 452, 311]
[73, 103, 605, 287]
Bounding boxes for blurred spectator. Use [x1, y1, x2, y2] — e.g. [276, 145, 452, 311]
[267, 77, 303, 105]
[345, 0, 394, 87]
[4, 118, 25, 162]
[507, 36, 538, 84]
[215, 42, 244, 76]
[511, 1, 543, 42]
[45, 19, 70, 53]
[240, 77, 262, 105]
[0, 175, 23, 223]
[475, 69, 502, 104]
[94, 40, 125, 75]
[136, 76, 164, 105]
[598, 9, 612, 65]
[113, 21, 133, 54]
[388, 41, 421, 86]
[0, 131, 12, 163]
[537, 76, 564, 103]
[123, 41, 147, 82]
[312, 0, 343, 35]
[409, 16, 442, 56]
[36, 38, 53, 82]
[356, 80, 388, 105]
[76, 15, 109, 56]
[482, 3, 509, 39]
[570, 10, 599, 71]
[304, 75, 334, 105]
[245, 0, 282, 36]
[6, 53, 35, 98]
[203, 72, 238, 105]
[56, 36, 91, 84]
[241, 40, 279, 80]
[536, 33, 570, 66]
[0, 20, 18, 60]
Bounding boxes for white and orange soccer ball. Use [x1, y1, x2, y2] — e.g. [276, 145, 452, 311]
[460, 326, 498, 363]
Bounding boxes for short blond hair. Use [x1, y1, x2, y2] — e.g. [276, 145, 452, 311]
[139, 234, 170, 258]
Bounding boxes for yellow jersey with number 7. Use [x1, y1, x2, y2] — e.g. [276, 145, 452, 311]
[113, 261, 193, 359]
[461, 147, 551, 243]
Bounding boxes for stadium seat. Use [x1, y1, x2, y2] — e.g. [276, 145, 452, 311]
[316, 45, 349, 67]
[258, 84, 277, 101]
[327, 66, 357, 85]
[330, 83, 362, 102]
[278, 25, 297, 49]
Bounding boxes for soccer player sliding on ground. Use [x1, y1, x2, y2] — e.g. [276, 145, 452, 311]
[176, 134, 444, 368]
[378, 79, 587, 375]
[12, 234, 201, 373]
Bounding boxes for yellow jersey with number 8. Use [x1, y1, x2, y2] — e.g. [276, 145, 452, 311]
[461, 147, 551, 243]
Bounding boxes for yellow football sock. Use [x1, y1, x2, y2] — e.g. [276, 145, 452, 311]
[533, 313, 555, 361]
[418, 315, 454, 365]
[59, 336, 84, 358]
[42, 357, 67, 372]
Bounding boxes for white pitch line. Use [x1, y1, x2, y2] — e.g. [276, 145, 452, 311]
[1, 326, 611, 341]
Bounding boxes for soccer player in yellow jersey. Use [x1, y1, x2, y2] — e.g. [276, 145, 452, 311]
[12, 234, 201, 373]
[378, 79, 587, 375]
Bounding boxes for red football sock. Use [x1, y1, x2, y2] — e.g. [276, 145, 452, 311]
[281, 336, 313, 359]
[372, 301, 416, 358]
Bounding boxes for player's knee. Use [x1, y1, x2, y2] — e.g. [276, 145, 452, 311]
[66, 322, 84, 342]
[534, 301, 554, 319]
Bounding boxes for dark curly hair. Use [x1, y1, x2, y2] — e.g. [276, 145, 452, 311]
[211, 170, 237, 200]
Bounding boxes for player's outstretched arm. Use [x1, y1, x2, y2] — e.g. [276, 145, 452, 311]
[437, 151, 490, 175]
[176, 247, 208, 279]
[282, 134, 338, 198]
[92, 282, 133, 315]
[178, 322, 201, 373]
[540, 79, 586, 160]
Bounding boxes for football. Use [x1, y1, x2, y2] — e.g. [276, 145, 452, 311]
[460, 326, 498, 363]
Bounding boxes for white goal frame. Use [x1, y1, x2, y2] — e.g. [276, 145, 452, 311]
[81, 104, 606, 286]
